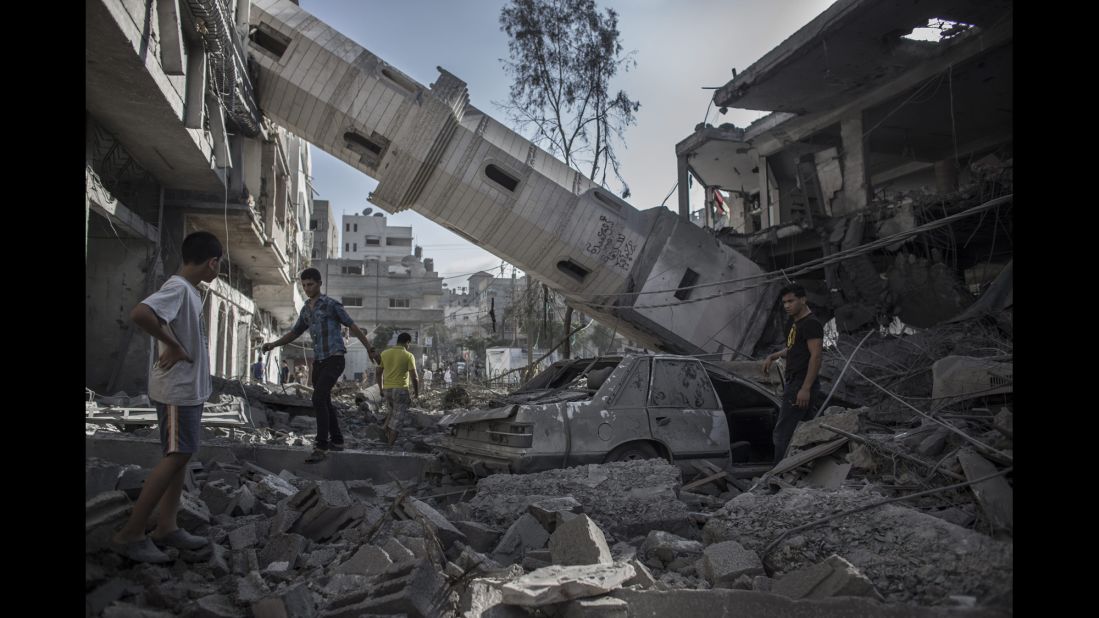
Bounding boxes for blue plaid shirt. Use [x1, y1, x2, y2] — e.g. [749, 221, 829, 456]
[291, 295, 356, 361]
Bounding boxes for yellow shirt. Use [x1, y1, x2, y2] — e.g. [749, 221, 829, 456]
[380, 346, 416, 389]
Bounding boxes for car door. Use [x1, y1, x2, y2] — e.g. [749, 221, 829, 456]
[647, 358, 729, 460]
[597, 357, 656, 453]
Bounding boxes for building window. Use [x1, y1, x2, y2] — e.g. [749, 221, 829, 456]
[250, 23, 291, 60]
[556, 259, 590, 283]
[354, 223, 358, 232]
[343, 130, 389, 167]
[674, 268, 700, 300]
[344, 243, 349, 253]
[341, 265, 363, 275]
[345, 223, 350, 232]
[365, 237, 380, 245]
[309, 219, 318, 231]
[353, 243, 357, 252]
[311, 249, 317, 258]
[389, 298, 410, 308]
[386, 237, 412, 247]
[485, 164, 520, 192]
[342, 296, 363, 307]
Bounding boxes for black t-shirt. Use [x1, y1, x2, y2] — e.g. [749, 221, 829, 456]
[784, 313, 823, 385]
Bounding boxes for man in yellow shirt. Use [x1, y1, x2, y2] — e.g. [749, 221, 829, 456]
[375, 332, 420, 446]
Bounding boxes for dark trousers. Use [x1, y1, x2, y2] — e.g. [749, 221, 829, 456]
[312, 355, 345, 449]
[772, 379, 822, 462]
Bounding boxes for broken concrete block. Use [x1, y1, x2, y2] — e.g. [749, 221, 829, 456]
[303, 546, 337, 569]
[86, 461, 123, 500]
[454, 520, 503, 554]
[323, 560, 448, 617]
[376, 537, 413, 564]
[289, 482, 355, 542]
[209, 543, 231, 577]
[401, 536, 432, 562]
[116, 466, 152, 499]
[460, 577, 529, 618]
[527, 496, 584, 531]
[270, 508, 301, 536]
[228, 523, 259, 550]
[335, 545, 393, 576]
[549, 513, 612, 566]
[231, 549, 259, 576]
[320, 574, 369, 598]
[201, 480, 237, 516]
[86, 490, 131, 534]
[87, 577, 141, 615]
[290, 415, 317, 433]
[403, 497, 468, 549]
[236, 571, 270, 604]
[932, 507, 976, 528]
[229, 485, 256, 516]
[789, 408, 861, 451]
[258, 533, 309, 570]
[208, 469, 242, 490]
[257, 475, 299, 502]
[640, 530, 703, 566]
[560, 595, 629, 618]
[177, 491, 212, 529]
[957, 449, 1013, 534]
[191, 593, 246, 617]
[699, 540, 764, 588]
[993, 408, 1013, 437]
[497, 561, 636, 607]
[271, 411, 291, 427]
[771, 554, 882, 601]
[251, 582, 313, 618]
[623, 558, 656, 589]
[492, 513, 550, 565]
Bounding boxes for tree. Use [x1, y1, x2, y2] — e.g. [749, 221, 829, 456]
[498, 0, 640, 197]
[498, 0, 640, 358]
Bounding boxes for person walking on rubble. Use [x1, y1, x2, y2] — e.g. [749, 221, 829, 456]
[375, 332, 420, 446]
[280, 360, 290, 385]
[110, 231, 223, 563]
[762, 283, 825, 463]
[261, 268, 380, 463]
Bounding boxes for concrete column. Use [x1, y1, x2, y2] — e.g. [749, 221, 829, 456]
[207, 298, 221, 372]
[839, 114, 870, 214]
[676, 154, 690, 218]
[184, 45, 207, 129]
[156, 0, 185, 75]
[210, 97, 232, 169]
[759, 156, 773, 228]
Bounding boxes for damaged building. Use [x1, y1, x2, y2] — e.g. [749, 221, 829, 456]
[86, 0, 317, 390]
[676, 0, 1012, 345]
[86, 0, 1013, 616]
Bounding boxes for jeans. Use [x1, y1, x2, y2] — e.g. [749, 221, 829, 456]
[312, 355, 345, 449]
[772, 379, 822, 462]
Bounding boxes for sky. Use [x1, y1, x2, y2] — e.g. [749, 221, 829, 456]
[299, 0, 836, 292]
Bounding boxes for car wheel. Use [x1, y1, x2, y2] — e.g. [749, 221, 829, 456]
[605, 441, 664, 463]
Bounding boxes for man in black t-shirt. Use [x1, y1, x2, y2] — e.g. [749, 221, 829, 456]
[762, 284, 824, 462]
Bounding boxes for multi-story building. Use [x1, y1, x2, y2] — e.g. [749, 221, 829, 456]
[310, 199, 340, 261]
[86, 0, 313, 392]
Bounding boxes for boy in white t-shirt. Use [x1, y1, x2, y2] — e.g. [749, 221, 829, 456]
[110, 231, 222, 563]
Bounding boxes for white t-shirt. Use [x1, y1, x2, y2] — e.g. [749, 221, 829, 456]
[141, 275, 211, 406]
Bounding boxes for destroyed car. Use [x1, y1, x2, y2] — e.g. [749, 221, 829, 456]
[438, 355, 792, 476]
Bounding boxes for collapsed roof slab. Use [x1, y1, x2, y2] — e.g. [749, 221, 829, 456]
[714, 0, 1013, 114]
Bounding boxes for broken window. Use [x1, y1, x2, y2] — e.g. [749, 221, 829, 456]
[613, 358, 650, 408]
[649, 359, 718, 409]
[250, 23, 291, 59]
[485, 164, 520, 192]
[343, 130, 389, 168]
[674, 268, 700, 300]
[556, 259, 590, 283]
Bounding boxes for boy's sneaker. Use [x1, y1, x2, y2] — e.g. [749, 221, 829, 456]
[111, 538, 171, 563]
[151, 528, 208, 550]
[304, 448, 327, 463]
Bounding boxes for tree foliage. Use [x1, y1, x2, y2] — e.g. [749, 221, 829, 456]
[498, 0, 640, 198]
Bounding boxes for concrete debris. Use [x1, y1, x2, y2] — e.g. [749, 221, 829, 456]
[788, 408, 862, 451]
[640, 531, 703, 568]
[703, 488, 1013, 606]
[468, 461, 692, 539]
[496, 561, 636, 606]
[698, 540, 764, 588]
[772, 553, 883, 601]
[492, 513, 550, 565]
[453, 521, 503, 554]
[322, 560, 448, 618]
[956, 450, 1013, 534]
[258, 533, 309, 570]
[527, 496, 584, 531]
[549, 513, 613, 566]
[403, 497, 468, 549]
[86, 490, 132, 534]
[381, 537, 418, 564]
[560, 595, 630, 617]
[228, 523, 258, 550]
[334, 545, 392, 576]
[289, 482, 356, 542]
